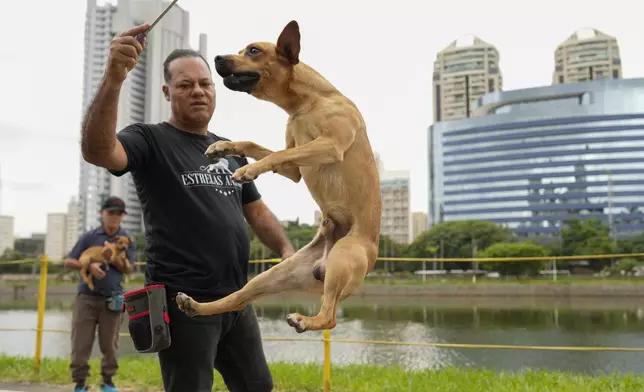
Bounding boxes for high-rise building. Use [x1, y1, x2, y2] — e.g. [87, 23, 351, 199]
[0, 215, 14, 255]
[377, 158, 412, 245]
[372, 153, 412, 244]
[428, 78, 644, 238]
[411, 212, 428, 240]
[552, 28, 622, 85]
[198, 33, 208, 59]
[45, 197, 83, 260]
[313, 210, 323, 226]
[65, 197, 80, 252]
[380, 170, 411, 245]
[432, 35, 502, 123]
[78, 0, 200, 233]
[45, 213, 67, 261]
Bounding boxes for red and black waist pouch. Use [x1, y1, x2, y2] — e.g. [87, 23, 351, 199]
[123, 284, 171, 353]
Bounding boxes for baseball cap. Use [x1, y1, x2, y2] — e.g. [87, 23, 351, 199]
[101, 196, 127, 214]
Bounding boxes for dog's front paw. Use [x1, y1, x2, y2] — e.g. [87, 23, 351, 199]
[101, 244, 113, 261]
[286, 313, 309, 333]
[204, 141, 240, 162]
[232, 164, 260, 183]
[176, 292, 199, 318]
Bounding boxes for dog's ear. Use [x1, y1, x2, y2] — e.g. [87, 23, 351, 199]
[276, 20, 300, 65]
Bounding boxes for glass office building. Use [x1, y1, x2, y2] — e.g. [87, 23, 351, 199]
[428, 78, 644, 238]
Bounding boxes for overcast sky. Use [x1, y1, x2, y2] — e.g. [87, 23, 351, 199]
[1, 0, 643, 237]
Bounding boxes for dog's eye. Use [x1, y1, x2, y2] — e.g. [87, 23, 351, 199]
[248, 46, 261, 56]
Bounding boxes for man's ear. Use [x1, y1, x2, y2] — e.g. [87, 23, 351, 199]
[162, 85, 170, 101]
[276, 20, 301, 65]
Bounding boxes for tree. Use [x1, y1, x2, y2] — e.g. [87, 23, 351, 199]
[13, 237, 44, 258]
[0, 248, 30, 274]
[560, 218, 616, 271]
[406, 220, 512, 270]
[616, 233, 644, 261]
[479, 241, 549, 277]
[375, 234, 405, 272]
[247, 220, 318, 260]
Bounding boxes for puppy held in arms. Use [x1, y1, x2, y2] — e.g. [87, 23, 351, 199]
[79, 235, 132, 290]
[176, 20, 382, 333]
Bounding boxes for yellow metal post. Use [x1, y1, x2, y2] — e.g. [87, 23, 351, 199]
[323, 329, 331, 392]
[34, 254, 48, 371]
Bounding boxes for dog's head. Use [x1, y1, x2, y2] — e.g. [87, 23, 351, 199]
[213, 20, 301, 100]
[114, 235, 133, 252]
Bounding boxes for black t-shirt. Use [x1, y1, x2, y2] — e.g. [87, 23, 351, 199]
[109, 121, 261, 299]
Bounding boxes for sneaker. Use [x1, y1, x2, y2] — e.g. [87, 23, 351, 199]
[100, 383, 118, 392]
[73, 383, 89, 392]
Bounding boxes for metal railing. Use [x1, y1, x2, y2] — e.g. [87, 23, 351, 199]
[2, 253, 644, 391]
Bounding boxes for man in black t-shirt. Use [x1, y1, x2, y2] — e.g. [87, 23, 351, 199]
[79, 23, 295, 392]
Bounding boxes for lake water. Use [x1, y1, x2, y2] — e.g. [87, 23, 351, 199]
[2, 295, 644, 375]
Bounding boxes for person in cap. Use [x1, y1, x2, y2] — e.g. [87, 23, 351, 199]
[63, 195, 136, 392]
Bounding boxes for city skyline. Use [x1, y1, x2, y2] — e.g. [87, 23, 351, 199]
[2, 0, 643, 237]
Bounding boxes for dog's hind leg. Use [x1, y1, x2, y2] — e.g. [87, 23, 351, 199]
[285, 235, 376, 333]
[78, 255, 95, 290]
[176, 219, 337, 317]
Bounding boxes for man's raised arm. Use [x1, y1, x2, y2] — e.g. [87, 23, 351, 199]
[81, 23, 150, 171]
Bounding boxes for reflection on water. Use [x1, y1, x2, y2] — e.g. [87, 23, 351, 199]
[2, 297, 644, 374]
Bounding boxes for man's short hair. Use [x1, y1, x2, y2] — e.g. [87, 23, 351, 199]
[163, 48, 211, 83]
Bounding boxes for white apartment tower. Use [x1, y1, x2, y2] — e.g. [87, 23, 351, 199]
[372, 152, 412, 244]
[411, 211, 428, 241]
[380, 170, 412, 245]
[45, 197, 82, 261]
[66, 197, 81, 251]
[376, 153, 412, 245]
[78, 0, 199, 233]
[0, 215, 14, 255]
[45, 213, 67, 261]
[552, 28, 622, 85]
[432, 35, 503, 122]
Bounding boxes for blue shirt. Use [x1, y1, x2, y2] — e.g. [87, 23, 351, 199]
[67, 226, 136, 297]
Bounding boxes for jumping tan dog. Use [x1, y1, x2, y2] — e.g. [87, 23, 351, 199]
[79, 236, 132, 290]
[176, 20, 381, 333]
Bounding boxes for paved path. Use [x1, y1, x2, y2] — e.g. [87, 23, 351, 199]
[0, 383, 69, 392]
[0, 383, 155, 392]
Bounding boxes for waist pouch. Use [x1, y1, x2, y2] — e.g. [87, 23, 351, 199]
[123, 284, 171, 353]
[106, 292, 125, 313]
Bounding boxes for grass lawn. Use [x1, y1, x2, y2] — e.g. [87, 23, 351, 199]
[1, 355, 643, 392]
[4, 276, 644, 288]
[361, 277, 644, 286]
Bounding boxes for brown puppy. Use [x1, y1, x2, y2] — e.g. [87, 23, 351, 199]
[176, 20, 381, 333]
[79, 235, 133, 290]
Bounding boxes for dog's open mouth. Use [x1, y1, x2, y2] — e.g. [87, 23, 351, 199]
[222, 71, 260, 93]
